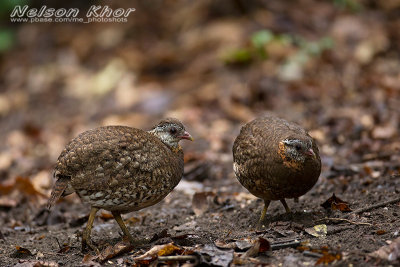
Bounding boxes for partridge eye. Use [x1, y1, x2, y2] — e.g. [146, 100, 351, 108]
[170, 127, 177, 134]
[295, 144, 302, 151]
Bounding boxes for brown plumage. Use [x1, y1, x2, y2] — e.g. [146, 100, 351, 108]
[232, 116, 321, 222]
[48, 118, 193, 251]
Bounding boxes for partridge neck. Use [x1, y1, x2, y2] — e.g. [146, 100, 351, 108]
[147, 129, 180, 150]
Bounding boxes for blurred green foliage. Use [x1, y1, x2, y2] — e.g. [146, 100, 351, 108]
[222, 29, 334, 71]
[280, 36, 333, 81]
[0, 30, 14, 52]
[251, 30, 274, 59]
[0, 0, 29, 17]
[223, 48, 253, 65]
[0, 0, 29, 53]
[333, 0, 362, 12]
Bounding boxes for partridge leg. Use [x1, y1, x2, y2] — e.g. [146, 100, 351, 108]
[82, 207, 99, 253]
[280, 199, 291, 213]
[112, 211, 148, 246]
[259, 199, 271, 223]
[111, 211, 135, 243]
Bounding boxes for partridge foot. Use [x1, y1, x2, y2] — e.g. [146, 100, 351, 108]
[81, 236, 100, 254]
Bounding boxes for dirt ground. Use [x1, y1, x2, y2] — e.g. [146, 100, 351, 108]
[1, 164, 400, 266]
[1, 0, 400, 266]
[1, 169, 400, 266]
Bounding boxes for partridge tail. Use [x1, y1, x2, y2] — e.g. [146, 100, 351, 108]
[47, 175, 71, 210]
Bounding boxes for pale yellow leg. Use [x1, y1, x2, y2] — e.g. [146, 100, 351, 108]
[111, 211, 134, 243]
[259, 199, 271, 223]
[280, 199, 291, 213]
[82, 207, 100, 253]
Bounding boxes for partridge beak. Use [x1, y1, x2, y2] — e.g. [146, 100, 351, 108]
[305, 148, 316, 158]
[179, 131, 194, 141]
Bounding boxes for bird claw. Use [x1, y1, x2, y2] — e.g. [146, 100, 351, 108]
[256, 217, 269, 230]
[81, 238, 100, 254]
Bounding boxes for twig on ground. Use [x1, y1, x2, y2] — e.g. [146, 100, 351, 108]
[303, 251, 322, 258]
[271, 239, 301, 250]
[316, 217, 373, 226]
[342, 196, 400, 218]
[42, 251, 62, 256]
[158, 255, 198, 263]
[55, 237, 62, 251]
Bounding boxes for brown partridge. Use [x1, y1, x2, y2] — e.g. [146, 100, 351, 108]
[47, 118, 193, 251]
[232, 116, 321, 222]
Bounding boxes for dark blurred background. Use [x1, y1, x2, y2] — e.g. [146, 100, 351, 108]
[0, 0, 399, 198]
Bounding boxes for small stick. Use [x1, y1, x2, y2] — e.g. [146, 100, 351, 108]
[158, 255, 198, 262]
[42, 251, 62, 256]
[55, 237, 62, 251]
[342, 196, 400, 218]
[303, 251, 322, 258]
[271, 239, 301, 250]
[316, 217, 373, 226]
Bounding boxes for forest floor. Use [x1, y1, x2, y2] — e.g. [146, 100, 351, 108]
[1, 169, 400, 266]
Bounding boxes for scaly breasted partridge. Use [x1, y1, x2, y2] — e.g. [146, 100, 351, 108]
[232, 116, 321, 222]
[47, 118, 193, 251]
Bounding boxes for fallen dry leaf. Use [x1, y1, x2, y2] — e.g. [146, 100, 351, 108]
[34, 235, 45, 241]
[235, 240, 253, 251]
[0, 195, 18, 208]
[215, 240, 237, 250]
[316, 252, 342, 265]
[369, 237, 400, 261]
[296, 245, 310, 252]
[196, 244, 233, 267]
[31, 170, 51, 195]
[81, 256, 101, 267]
[14, 260, 59, 267]
[332, 202, 352, 212]
[99, 212, 114, 220]
[376, 230, 386, 235]
[0, 176, 47, 200]
[157, 243, 182, 256]
[0, 180, 14, 195]
[321, 193, 352, 212]
[232, 192, 257, 202]
[125, 216, 140, 225]
[372, 125, 396, 139]
[258, 238, 270, 253]
[15, 246, 33, 256]
[133, 242, 182, 261]
[15, 176, 48, 198]
[298, 245, 342, 265]
[242, 237, 270, 258]
[12, 246, 33, 259]
[215, 238, 254, 252]
[57, 243, 70, 254]
[83, 240, 134, 263]
[305, 224, 328, 238]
